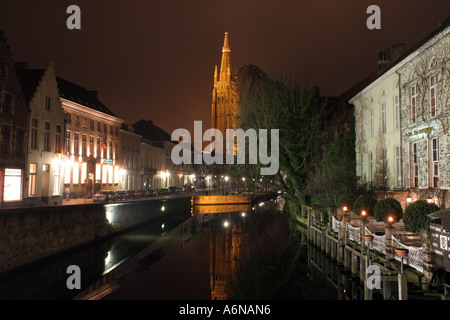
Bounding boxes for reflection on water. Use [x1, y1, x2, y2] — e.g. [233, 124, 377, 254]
[0, 198, 345, 300]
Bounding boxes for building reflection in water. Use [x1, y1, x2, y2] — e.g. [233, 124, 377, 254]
[203, 200, 287, 300]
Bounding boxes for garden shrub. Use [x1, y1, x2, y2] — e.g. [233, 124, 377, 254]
[373, 198, 403, 222]
[403, 200, 440, 232]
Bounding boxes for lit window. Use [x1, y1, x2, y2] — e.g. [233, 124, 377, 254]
[114, 166, 120, 184]
[4, 168, 22, 201]
[73, 163, 79, 184]
[96, 164, 101, 181]
[102, 165, 107, 184]
[29, 163, 37, 196]
[53, 164, 61, 195]
[108, 165, 113, 184]
[81, 162, 87, 183]
[64, 165, 71, 184]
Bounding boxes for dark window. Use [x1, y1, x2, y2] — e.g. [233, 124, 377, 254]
[2, 94, 12, 114]
[0, 125, 11, 153]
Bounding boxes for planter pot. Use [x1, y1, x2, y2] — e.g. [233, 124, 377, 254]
[362, 234, 374, 242]
[395, 248, 409, 257]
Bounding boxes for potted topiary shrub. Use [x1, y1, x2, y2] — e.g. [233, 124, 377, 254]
[403, 200, 440, 232]
[374, 198, 403, 223]
[353, 194, 378, 217]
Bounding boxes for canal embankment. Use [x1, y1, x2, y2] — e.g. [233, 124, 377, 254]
[0, 197, 191, 275]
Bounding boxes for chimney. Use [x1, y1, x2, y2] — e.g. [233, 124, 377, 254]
[391, 44, 406, 62]
[377, 48, 390, 75]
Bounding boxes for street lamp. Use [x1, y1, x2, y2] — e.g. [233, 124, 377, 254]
[387, 215, 395, 226]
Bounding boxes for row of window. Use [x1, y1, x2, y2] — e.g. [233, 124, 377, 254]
[410, 74, 439, 124]
[63, 163, 120, 185]
[28, 163, 61, 197]
[360, 137, 440, 189]
[363, 74, 439, 139]
[30, 119, 63, 152]
[1, 94, 52, 114]
[65, 131, 118, 159]
[66, 112, 120, 136]
[0, 125, 25, 154]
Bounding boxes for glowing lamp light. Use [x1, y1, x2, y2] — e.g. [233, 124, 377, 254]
[361, 210, 367, 217]
[343, 206, 348, 212]
[387, 216, 395, 224]
[224, 221, 229, 227]
[406, 196, 412, 203]
[427, 196, 433, 204]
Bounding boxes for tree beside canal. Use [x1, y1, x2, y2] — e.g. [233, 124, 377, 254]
[238, 65, 329, 206]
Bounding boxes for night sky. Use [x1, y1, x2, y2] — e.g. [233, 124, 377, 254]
[1, 1, 449, 135]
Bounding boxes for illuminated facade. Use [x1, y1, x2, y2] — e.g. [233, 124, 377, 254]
[57, 78, 124, 197]
[211, 32, 240, 136]
[132, 119, 195, 189]
[350, 18, 450, 203]
[0, 30, 28, 207]
[16, 62, 66, 206]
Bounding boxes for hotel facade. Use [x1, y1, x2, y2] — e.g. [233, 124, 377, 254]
[57, 77, 125, 198]
[350, 18, 450, 207]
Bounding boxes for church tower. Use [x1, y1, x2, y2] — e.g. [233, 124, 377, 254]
[211, 32, 240, 136]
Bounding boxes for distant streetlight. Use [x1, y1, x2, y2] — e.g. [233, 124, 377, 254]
[361, 210, 367, 220]
[387, 215, 395, 225]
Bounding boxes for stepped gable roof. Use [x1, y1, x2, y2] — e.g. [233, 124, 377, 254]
[16, 69, 45, 104]
[56, 77, 116, 117]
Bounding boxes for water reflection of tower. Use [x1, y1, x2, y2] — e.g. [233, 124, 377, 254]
[209, 213, 245, 300]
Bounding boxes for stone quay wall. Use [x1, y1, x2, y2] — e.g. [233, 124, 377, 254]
[0, 197, 191, 273]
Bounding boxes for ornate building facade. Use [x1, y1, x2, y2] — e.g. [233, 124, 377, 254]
[57, 77, 124, 197]
[211, 32, 240, 136]
[350, 18, 450, 207]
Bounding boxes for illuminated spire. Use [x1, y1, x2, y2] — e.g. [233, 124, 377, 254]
[219, 32, 232, 82]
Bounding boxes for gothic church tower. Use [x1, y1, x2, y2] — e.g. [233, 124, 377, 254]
[211, 32, 240, 136]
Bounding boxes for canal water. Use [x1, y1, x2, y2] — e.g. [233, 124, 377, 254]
[0, 198, 339, 300]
